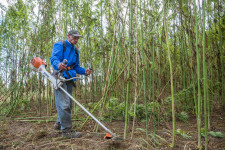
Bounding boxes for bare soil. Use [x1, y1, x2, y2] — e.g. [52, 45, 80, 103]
[0, 108, 224, 150]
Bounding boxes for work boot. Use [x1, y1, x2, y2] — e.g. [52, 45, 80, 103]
[54, 122, 61, 130]
[62, 130, 82, 139]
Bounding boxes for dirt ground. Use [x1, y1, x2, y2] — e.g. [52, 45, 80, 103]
[0, 108, 224, 150]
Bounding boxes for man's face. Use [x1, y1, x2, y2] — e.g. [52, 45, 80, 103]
[68, 35, 80, 45]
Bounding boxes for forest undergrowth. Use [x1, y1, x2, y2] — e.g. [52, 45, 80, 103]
[0, 95, 224, 150]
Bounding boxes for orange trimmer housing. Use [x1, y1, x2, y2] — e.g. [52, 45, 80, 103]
[31, 57, 47, 69]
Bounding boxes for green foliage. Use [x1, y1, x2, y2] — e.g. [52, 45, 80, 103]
[105, 97, 125, 120]
[103, 97, 161, 121]
[130, 104, 146, 120]
[132, 102, 160, 121]
[88, 102, 100, 110]
[176, 111, 189, 123]
[4, 0, 30, 37]
[0, 106, 8, 116]
[19, 99, 30, 111]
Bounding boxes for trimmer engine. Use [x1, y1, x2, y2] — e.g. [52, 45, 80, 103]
[29, 57, 47, 72]
[29, 57, 62, 89]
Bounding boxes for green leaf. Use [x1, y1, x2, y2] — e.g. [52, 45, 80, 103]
[208, 131, 224, 138]
[201, 128, 206, 137]
[176, 128, 191, 139]
[136, 128, 146, 132]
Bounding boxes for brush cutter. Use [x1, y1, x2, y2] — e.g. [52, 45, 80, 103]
[29, 57, 122, 141]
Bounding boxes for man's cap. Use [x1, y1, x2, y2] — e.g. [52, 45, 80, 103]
[68, 30, 82, 37]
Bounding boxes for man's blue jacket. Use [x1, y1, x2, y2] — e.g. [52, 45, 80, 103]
[50, 40, 85, 80]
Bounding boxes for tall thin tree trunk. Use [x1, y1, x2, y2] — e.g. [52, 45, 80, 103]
[163, 0, 176, 147]
[202, 0, 208, 149]
[124, 0, 132, 139]
[194, 0, 202, 148]
[139, 0, 148, 138]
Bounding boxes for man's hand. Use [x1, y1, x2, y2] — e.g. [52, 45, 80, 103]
[58, 63, 67, 71]
[85, 68, 92, 76]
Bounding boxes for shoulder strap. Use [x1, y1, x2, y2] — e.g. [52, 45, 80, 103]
[63, 40, 78, 56]
[75, 48, 78, 56]
[62, 41, 66, 52]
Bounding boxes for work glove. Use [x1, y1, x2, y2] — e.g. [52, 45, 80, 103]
[58, 63, 67, 71]
[85, 68, 92, 76]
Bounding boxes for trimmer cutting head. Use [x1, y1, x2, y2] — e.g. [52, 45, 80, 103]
[104, 133, 123, 141]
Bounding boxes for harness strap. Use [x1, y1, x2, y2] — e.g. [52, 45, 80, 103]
[66, 64, 74, 70]
[65, 70, 76, 87]
[61, 41, 77, 88]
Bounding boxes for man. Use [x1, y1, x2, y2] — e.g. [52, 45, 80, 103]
[50, 30, 92, 138]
